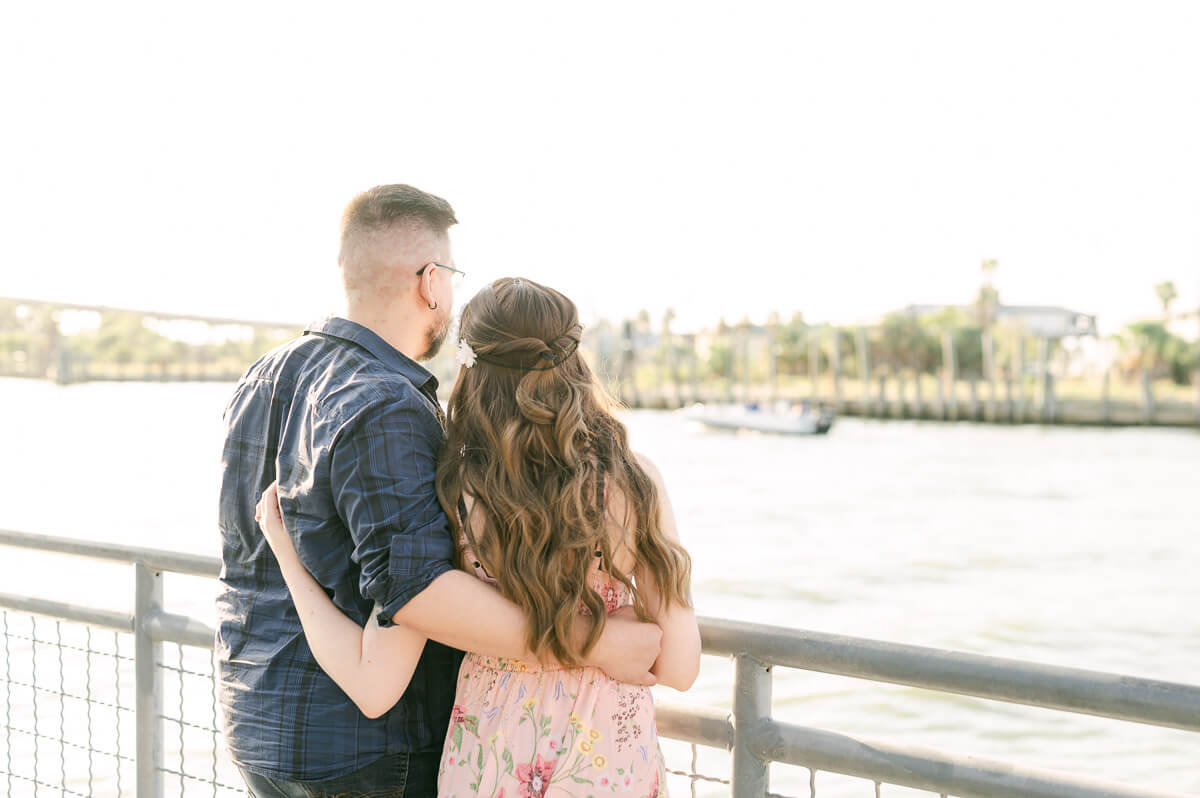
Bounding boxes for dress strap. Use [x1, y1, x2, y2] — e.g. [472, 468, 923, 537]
[594, 475, 608, 563]
[457, 495, 497, 584]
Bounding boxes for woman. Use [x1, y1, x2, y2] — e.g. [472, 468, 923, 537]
[256, 277, 700, 798]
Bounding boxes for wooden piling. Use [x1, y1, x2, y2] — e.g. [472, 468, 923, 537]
[856, 326, 871, 417]
[941, 332, 957, 421]
[982, 331, 997, 422]
[1101, 366, 1112, 426]
[1003, 369, 1014, 423]
[1140, 371, 1156, 425]
[1016, 337, 1028, 424]
[809, 330, 820, 400]
[1037, 337, 1050, 422]
[830, 328, 844, 411]
[767, 325, 778, 404]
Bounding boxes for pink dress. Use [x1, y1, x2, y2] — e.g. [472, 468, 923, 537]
[437, 536, 666, 798]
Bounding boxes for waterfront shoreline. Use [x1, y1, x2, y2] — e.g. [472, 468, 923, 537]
[622, 392, 1200, 429]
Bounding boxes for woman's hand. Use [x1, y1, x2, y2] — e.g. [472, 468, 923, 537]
[252, 479, 425, 717]
[255, 481, 300, 569]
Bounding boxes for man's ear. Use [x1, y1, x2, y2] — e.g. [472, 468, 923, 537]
[416, 264, 437, 309]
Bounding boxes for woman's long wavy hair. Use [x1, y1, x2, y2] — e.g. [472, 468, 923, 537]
[435, 277, 691, 667]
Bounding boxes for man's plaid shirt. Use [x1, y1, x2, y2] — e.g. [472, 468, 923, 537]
[216, 316, 464, 781]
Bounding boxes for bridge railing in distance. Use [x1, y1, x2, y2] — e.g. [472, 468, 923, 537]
[1, 528, 1198, 798]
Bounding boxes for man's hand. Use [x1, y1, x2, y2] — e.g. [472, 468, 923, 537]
[586, 609, 663, 686]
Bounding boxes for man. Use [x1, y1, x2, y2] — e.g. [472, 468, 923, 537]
[217, 184, 662, 797]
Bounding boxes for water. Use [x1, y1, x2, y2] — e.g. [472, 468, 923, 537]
[1, 377, 1198, 796]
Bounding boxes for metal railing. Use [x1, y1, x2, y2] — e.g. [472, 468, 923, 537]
[2, 527, 1198, 798]
[0, 530, 238, 797]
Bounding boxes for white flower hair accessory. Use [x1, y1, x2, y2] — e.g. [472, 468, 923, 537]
[454, 339, 477, 368]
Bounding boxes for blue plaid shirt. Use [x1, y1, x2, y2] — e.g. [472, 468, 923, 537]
[216, 316, 463, 781]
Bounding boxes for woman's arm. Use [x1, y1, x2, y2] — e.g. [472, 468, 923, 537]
[328, 399, 662, 685]
[256, 482, 426, 719]
[632, 454, 701, 691]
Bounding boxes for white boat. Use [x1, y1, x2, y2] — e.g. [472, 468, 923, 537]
[686, 401, 835, 435]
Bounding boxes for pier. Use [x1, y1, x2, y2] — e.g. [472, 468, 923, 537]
[588, 311, 1200, 429]
[3, 296, 1197, 428]
[2, 528, 1198, 798]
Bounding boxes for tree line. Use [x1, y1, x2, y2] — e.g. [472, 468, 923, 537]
[588, 280, 1197, 390]
[1, 279, 1195, 389]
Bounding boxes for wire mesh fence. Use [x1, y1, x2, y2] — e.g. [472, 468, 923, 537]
[4, 528, 1199, 798]
[2, 608, 739, 798]
[661, 739, 732, 798]
[0, 610, 242, 798]
[768, 762, 951, 798]
[658, 741, 956, 798]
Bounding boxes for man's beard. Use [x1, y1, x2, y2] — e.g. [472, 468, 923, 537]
[417, 308, 452, 362]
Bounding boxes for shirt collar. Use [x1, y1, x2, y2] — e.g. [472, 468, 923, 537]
[304, 316, 439, 393]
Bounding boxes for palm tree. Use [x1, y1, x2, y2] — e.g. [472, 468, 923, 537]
[974, 259, 1000, 329]
[1155, 281, 1178, 319]
[1113, 321, 1178, 380]
[877, 313, 937, 376]
[876, 313, 938, 415]
[773, 313, 806, 375]
[659, 308, 679, 400]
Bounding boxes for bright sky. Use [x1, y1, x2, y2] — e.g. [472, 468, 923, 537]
[2, 1, 1197, 336]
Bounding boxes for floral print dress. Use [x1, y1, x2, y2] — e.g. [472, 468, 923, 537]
[437, 539, 666, 798]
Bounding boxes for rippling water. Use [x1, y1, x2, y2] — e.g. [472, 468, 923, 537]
[1, 378, 1198, 796]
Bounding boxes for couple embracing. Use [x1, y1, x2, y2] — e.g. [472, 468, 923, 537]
[217, 184, 700, 798]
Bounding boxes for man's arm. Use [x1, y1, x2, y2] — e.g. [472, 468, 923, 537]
[330, 395, 662, 684]
[259, 482, 425, 719]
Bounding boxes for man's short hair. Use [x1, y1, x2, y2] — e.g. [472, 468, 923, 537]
[339, 184, 458, 265]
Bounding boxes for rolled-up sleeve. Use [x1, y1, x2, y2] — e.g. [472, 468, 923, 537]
[329, 394, 455, 627]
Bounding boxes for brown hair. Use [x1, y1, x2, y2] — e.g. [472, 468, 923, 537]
[435, 278, 692, 666]
[338, 184, 457, 262]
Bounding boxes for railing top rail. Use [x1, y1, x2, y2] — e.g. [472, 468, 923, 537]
[4, 529, 1199, 736]
[755, 719, 1196, 798]
[700, 615, 1200, 734]
[0, 528, 220, 577]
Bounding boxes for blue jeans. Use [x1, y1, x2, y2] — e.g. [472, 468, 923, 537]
[239, 751, 440, 798]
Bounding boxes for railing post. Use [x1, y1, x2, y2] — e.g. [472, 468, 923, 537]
[732, 654, 771, 798]
[135, 562, 164, 797]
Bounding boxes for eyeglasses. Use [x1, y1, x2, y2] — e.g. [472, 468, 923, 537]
[416, 262, 467, 289]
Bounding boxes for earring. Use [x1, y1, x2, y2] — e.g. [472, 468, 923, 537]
[429, 301, 438, 310]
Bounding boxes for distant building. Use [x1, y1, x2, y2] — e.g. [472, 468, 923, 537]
[900, 304, 1098, 338]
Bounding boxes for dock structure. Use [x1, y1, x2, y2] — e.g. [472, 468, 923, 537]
[2, 528, 1199, 798]
[586, 306, 1200, 429]
[3, 295, 1198, 427]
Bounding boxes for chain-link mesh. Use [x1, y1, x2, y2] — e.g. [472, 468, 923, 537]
[155, 641, 242, 797]
[658, 742, 957, 798]
[0, 605, 992, 798]
[769, 762, 954, 798]
[1, 611, 134, 796]
[663, 742, 731, 798]
[0, 610, 242, 797]
[156, 643, 242, 796]
[3, 605, 745, 798]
